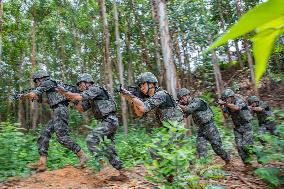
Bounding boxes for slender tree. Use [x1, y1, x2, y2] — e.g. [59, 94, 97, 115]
[153, 0, 177, 97]
[99, 0, 113, 94]
[113, 0, 128, 134]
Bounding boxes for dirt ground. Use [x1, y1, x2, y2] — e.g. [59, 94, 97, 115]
[1, 157, 281, 189]
[0, 165, 153, 189]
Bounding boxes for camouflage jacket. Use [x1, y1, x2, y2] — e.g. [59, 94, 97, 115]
[80, 85, 116, 119]
[223, 97, 252, 126]
[183, 98, 214, 126]
[32, 78, 78, 108]
[144, 89, 184, 123]
[253, 101, 272, 124]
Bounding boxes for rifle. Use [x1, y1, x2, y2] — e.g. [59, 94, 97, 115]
[115, 84, 149, 100]
[11, 88, 36, 101]
[11, 81, 79, 101]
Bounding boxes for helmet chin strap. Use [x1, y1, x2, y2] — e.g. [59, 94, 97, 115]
[146, 83, 155, 95]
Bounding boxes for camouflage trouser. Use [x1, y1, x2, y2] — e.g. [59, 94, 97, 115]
[197, 121, 230, 161]
[86, 114, 123, 170]
[258, 121, 278, 145]
[258, 121, 278, 136]
[143, 110, 161, 133]
[233, 123, 254, 164]
[38, 104, 81, 156]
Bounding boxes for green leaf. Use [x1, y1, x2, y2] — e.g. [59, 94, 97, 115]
[252, 15, 284, 82]
[208, 0, 284, 50]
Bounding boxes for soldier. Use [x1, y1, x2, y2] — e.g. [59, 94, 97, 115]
[56, 73, 126, 180]
[119, 72, 184, 125]
[119, 72, 184, 183]
[247, 96, 278, 143]
[177, 88, 231, 166]
[23, 70, 89, 172]
[218, 89, 254, 168]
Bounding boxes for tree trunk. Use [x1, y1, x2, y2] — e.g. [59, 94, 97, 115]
[18, 53, 25, 127]
[153, 0, 177, 97]
[244, 39, 258, 95]
[113, 0, 128, 135]
[151, 1, 163, 85]
[99, 0, 113, 94]
[211, 50, 224, 97]
[30, 16, 38, 129]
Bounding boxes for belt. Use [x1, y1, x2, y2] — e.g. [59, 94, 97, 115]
[51, 100, 69, 109]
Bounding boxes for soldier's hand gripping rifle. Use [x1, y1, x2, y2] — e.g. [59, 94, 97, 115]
[115, 84, 149, 101]
[11, 81, 79, 102]
[11, 88, 38, 101]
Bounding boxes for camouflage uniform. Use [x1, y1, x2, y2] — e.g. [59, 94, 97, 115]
[32, 77, 81, 156]
[136, 73, 184, 162]
[80, 84, 123, 170]
[143, 88, 184, 159]
[143, 88, 184, 124]
[183, 97, 230, 161]
[223, 96, 253, 163]
[248, 97, 277, 136]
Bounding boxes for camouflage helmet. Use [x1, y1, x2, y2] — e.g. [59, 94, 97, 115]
[136, 72, 158, 86]
[32, 70, 50, 82]
[177, 88, 190, 100]
[77, 73, 94, 85]
[221, 89, 235, 99]
[247, 95, 259, 105]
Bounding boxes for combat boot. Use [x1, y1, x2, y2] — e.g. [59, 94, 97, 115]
[223, 159, 233, 170]
[76, 149, 89, 168]
[36, 156, 47, 172]
[26, 161, 40, 170]
[26, 155, 47, 170]
[110, 169, 128, 181]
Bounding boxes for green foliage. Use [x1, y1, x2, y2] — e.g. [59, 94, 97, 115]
[0, 122, 37, 181]
[116, 127, 150, 167]
[0, 122, 92, 181]
[255, 167, 283, 187]
[144, 121, 201, 189]
[253, 110, 284, 187]
[209, 0, 284, 83]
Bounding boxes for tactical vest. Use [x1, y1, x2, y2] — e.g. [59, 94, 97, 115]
[191, 98, 214, 126]
[155, 89, 184, 122]
[229, 98, 253, 125]
[256, 101, 272, 124]
[89, 85, 116, 119]
[35, 79, 69, 108]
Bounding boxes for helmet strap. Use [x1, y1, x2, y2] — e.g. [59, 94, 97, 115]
[146, 83, 155, 95]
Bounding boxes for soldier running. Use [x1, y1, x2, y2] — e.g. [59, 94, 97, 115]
[56, 73, 126, 180]
[219, 89, 255, 169]
[177, 88, 231, 167]
[248, 95, 278, 144]
[118, 72, 184, 182]
[23, 70, 89, 172]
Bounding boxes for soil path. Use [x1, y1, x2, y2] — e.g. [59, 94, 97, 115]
[0, 157, 277, 189]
